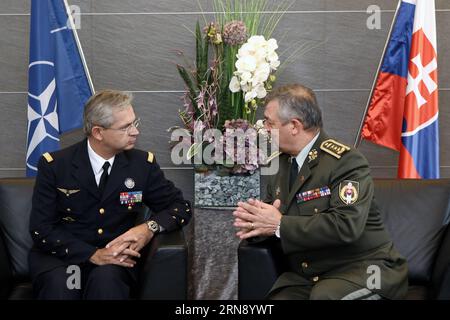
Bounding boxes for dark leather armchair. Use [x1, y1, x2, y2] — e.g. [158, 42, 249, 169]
[0, 178, 188, 300]
[238, 179, 450, 300]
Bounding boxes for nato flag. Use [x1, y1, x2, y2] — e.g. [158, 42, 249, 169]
[26, 0, 93, 176]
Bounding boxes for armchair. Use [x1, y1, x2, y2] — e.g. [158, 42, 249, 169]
[238, 179, 450, 300]
[0, 178, 188, 300]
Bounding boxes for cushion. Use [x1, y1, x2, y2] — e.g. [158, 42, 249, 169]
[374, 179, 450, 284]
[0, 178, 35, 278]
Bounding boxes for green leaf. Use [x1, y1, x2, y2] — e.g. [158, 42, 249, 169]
[195, 21, 209, 86]
[265, 151, 282, 164]
[177, 65, 197, 99]
[187, 142, 203, 160]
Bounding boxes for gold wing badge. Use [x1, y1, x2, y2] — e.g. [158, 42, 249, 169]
[57, 188, 81, 197]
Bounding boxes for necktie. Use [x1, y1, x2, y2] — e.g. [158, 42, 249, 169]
[289, 157, 298, 191]
[98, 161, 110, 194]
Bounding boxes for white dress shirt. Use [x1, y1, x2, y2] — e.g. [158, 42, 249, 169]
[87, 140, 115, 186]
[293, 131, 320, 172]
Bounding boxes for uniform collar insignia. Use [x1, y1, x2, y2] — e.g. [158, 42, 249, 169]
[275, 186, 281, 197]
[308, 149, 318, 162]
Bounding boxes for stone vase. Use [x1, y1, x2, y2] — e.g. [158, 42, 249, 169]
[194, 166, 261, 208]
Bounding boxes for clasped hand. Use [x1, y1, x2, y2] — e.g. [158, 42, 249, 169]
[233, 198, 282, 240]
[89, 223, 154, 268]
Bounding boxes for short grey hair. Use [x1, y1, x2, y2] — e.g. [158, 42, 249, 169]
[265, 84, 323, 130]
[83, 89, 133, 136]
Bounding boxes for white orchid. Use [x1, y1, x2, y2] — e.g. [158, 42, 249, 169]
[267, 38, 278, 52]
[229, 76, 240, 93]
[230, 35, 280, 103]
[255, 85, 267, 99]
[245, 90, 257, 103]
[235, 55, 257, 72]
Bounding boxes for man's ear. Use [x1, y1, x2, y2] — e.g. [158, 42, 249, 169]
[291, 118, 304, 135]
[91, 126, 104, 141]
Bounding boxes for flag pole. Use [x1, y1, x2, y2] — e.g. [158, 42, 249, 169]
[63, 0, 95, 94]
[353, 0, 402, 148]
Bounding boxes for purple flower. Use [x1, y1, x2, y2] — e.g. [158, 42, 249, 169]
[223, 20, 247, 46]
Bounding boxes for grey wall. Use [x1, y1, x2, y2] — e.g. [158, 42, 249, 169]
[1, 0, 449, 203]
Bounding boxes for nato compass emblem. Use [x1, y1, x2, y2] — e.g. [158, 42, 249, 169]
[26, 61, 59, 174]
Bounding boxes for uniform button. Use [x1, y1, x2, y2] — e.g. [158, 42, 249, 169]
[128, 206, 132, 210]
[186, 208, 190, 212]
[301, 262, 309, 268]
[181, 219, 185, 224]
[99, 208, 105, 214]
[314, 208, 319, 214]
[67, 208, 71, 212]
[312, 276, 319, 282]
[42, 239, 46, 243]
[97, 228, 103, 235]
[174, 208, 178, 212]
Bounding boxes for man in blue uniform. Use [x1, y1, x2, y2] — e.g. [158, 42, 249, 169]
[29, 89, 191, 299]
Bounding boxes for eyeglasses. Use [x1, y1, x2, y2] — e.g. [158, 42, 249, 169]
[104, 118, 140, 135]
[263, 118, 293, 129]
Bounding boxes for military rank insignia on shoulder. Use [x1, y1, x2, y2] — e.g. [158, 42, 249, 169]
[43, 152, 53, 163]
[320, 139, 350, 159]
[147, 151, 154, 163]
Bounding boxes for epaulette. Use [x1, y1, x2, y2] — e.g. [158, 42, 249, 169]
[43, 152, 54, 163]
[320, 139, 351, 159]
[147, 151, 154, 163]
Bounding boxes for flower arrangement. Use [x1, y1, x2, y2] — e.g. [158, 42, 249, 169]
[171, 0, 291, 174]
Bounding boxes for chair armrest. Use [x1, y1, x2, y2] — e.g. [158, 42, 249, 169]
[138, 229, 187, 300]
[238, 238, 285, 300]
[0, 233, 13, 299]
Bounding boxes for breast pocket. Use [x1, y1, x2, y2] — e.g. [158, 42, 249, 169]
[56, 187, 84, 216]
[296, 197, 330, 216]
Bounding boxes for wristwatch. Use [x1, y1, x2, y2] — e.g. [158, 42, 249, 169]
[274, 223, 281, 238]
[146, 220, 160, 234]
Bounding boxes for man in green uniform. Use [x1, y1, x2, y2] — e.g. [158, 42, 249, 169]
[233, 84, 408, 300]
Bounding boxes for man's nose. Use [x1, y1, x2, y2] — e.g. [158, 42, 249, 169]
[130, 126, 139, 136]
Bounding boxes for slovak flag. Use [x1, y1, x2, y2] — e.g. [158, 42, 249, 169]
[26, 0, 93, 176]
[362, 0, 439, 178]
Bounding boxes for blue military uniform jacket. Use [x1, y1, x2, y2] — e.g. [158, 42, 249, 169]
[29, 139, 191, 277]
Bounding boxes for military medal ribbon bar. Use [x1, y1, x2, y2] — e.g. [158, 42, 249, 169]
[296, 187, 331, 203]
[120, 191, 143, 206]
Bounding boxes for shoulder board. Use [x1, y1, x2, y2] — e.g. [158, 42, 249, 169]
[43, 152, 54, 163]
[320, 139, 351, 159]
[147, 151, 154, 163]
